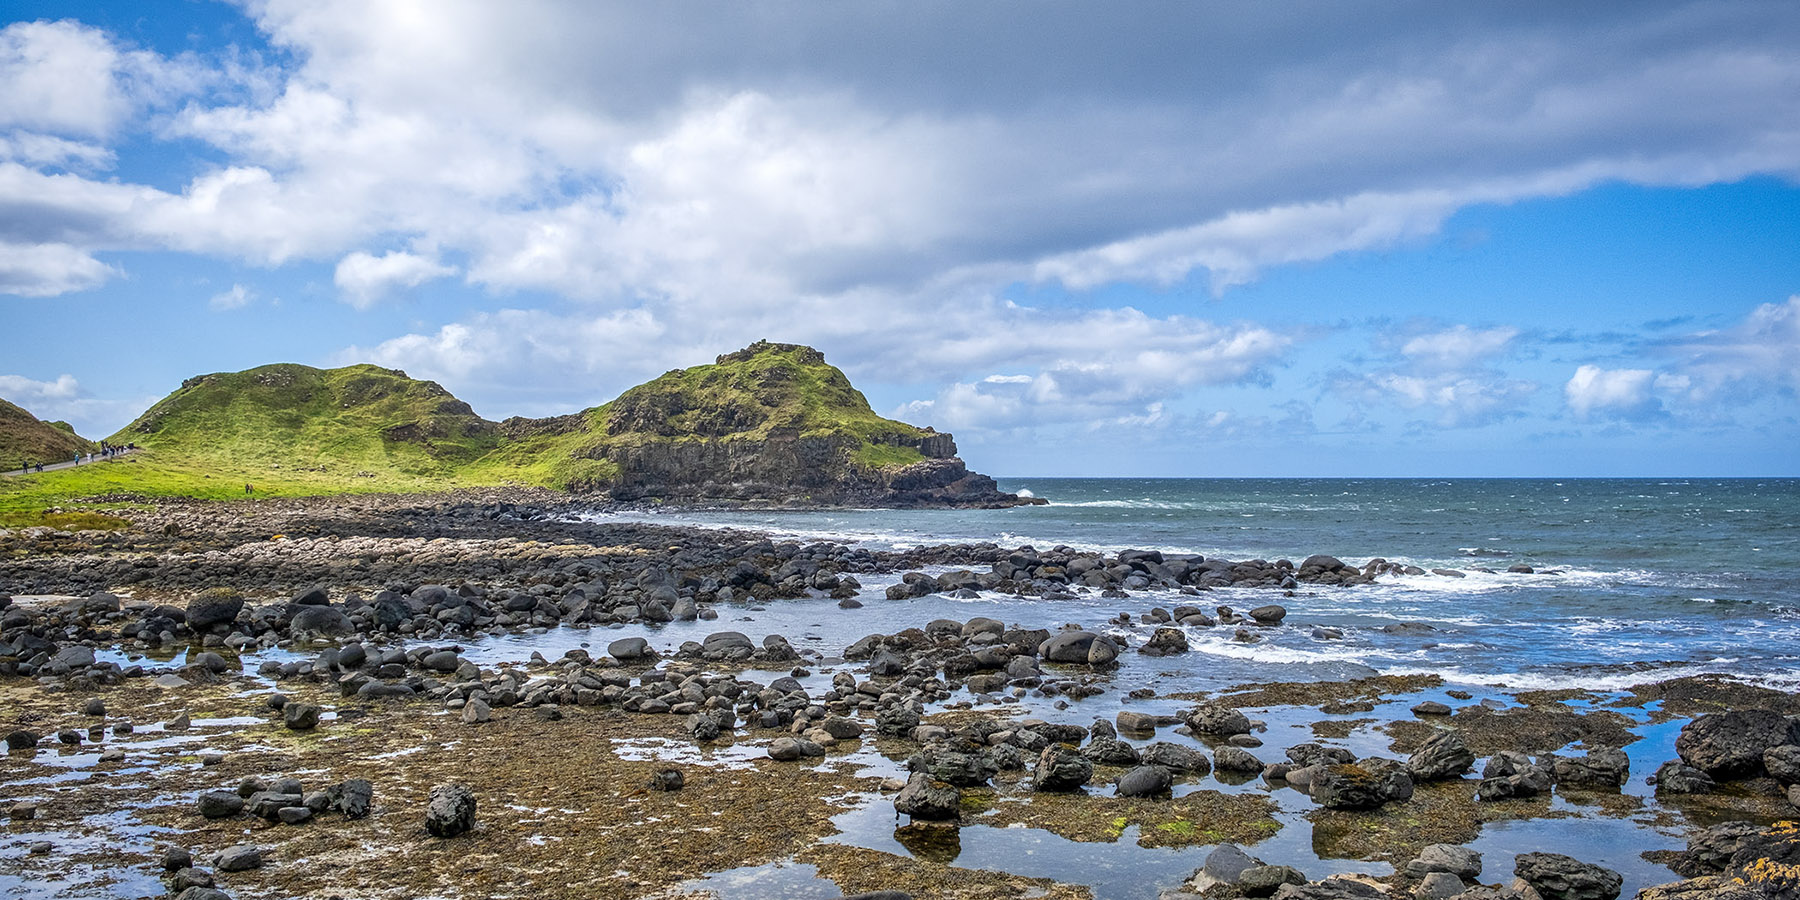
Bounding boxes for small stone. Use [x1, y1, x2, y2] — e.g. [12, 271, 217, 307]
[215, 844, 262, 872]
[28, 841, 52, 855]
[647, 769, 684, 791]
[200, 751, 225, 766]
[81, 697, 106, 716]
[99, 746, 125, 762]
[328, 779, 374, 819]
[283, 703, 321, 730]
[276, 806, 313, 825]
[1412, 701, 1452, 716]
[161, 847, 192, 871]
[8, 802, 38, 820]
[1416, 871, 1466, 900]
[196, 791, 244, 819]
[460, 698, 491, 724]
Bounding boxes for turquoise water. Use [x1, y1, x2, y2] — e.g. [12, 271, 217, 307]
[585, 478, 1800, 690]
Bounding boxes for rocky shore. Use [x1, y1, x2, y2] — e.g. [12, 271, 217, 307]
[2, 492, 1796, 900]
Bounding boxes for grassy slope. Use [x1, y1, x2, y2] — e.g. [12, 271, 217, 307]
[0, 345, 936, 519]
[0, 398, 97, 466]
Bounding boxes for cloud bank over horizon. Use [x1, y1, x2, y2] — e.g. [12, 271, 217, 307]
[2, 1, 1796, 474]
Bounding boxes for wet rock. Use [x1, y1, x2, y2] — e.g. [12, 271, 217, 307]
[1116, 710, 1161, 733]
[1241, 866, 1307, 897]
[168, 868, 214, 891]
[1513, 853, 1621, 900]
[1115, 765, 1172, 798]
[290, 605, 352, 635]
[647, 769, 684, 792]
[821, 716, 864, 740]
[912, 750, 996, 787]
[328, 779, 373, 818]
[1675, 709, 1800, 777]
[186, 590, 244, 629]
[894, 773, 961, 820]
[1311, 762, 1409, 810]
[1407, 730, 1475, 781]
[1633, 876, 1763, 900]
[1142, 741, 1211, 774]
[6, 728, 42, 750]
[1184, 704, 1252, 736]
[1764, 744, 1800, 784]
[81, 697, 106, 716]
[1412, 701, 1452, 716]
[1084, 736, 1142, 767]
[425, 784, 476, 837]
[283, 703, 321, 730]
[1200, 843, 1263, 885]
[1406, 844, 1483, 881]
[1033, 745, 1093, 791]
[1215, 746, 1265, 773]
[461, 698, 491, 724]
[215, 844, 263, 872]
[1247, 605, 1286, 625]
[686, 712, 721, 742]
[161, 847, 192, 871]
[1272, 878, 1385, 900]
[1040, 630, 1106, 664]
[1141, 627, 1190, 656]
[1550, 748, 1628, 787]
[769, 737, 825, 761]
[277, 806, 313, 825]
[196, 791, 244, 819]
[1415, 872, 1466, 900]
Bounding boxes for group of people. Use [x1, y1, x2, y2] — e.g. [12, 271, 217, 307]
[13, 442, 137, 476]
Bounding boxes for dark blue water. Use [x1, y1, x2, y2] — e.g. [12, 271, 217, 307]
[585, 478, 1800, 691]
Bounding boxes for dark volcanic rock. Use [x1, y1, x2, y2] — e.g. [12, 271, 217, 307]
[425, 784, 476, 837]
[1513, 852, 1622, 900]
[1114, 765, 1172, 798]
[893, 773, 960, 820]
[1033, 745, 1093, 791]
[1676, 709, 1799, 777]
[1406, 730, 1474, 781]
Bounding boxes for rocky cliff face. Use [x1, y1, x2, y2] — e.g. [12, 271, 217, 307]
[557, 341, 1035, 507]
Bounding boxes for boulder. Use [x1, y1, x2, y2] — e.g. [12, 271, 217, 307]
[328, 779, 373, 819]
[1550, 748, 1628, 787]
[1248, 605, 1287, 625]
[1415, 872, 1466, 900]
[1034, 745, 1093, 791]
[186, 590, 244, 629]
[424, 784, 476, 837]
[893, 773, 960, 820]
[1407, 730, 1474, 781]
[289, 606, 352, 635]
[1764, 744, 1800, 784]
[215, 844, 262, 872]
[1675, 709, 1799, 777]
[1513, 853, 1622, 900]
[283, 703, 321, 730]
[1142, 742, 1211, 774]
[1115, 765, 1172, 798]
[1241, 866, 1307, 898]
[1406, 844, 1483, 881]
[1201, 844, 1264, 884]
[1141, 627, 1189, 656]
[1650, 759, 1715, 794]
[1215, 746, 1265, 773]
[1311, 762, 1411, 810]
[1184, 704, 1252, 736]
[196, 791, 244, 819]
[607, 637, 654, 662]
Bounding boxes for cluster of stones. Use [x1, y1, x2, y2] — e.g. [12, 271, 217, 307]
[156, 843, 264, 900]
[194, 774, 372, 827]
[885, 550, 1392, 601]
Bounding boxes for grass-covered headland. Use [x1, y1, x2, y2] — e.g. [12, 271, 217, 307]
[0, 341, 1024, 526]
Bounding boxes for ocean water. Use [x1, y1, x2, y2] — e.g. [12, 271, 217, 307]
[585, 477, 1800, 692]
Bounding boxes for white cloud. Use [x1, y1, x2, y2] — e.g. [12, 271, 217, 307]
[1400, 325, 1520, 371]
[0, 241, 116, 296]
[1565, 365, 1661, 420]
[0, 19, 200, 139]
[208, 283, 253, 311]
[1563, 296, 1800, 422]
[0, 132, 114, 169]
[334, 250, 457, 308]
[0, 373, 81, 406]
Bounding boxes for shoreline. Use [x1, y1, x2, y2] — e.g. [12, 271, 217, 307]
[2, 490, 1796, 900]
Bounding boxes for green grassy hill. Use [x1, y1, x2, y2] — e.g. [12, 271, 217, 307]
[475, 341, 946, 491]
[1, 343, 1009, 521]
[0, 398, 97, 468]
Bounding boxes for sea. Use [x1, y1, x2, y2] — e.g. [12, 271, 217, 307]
[584, 477, 1800, 695]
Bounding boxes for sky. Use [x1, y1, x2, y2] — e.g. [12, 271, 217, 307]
[1, 1, 1797, 477]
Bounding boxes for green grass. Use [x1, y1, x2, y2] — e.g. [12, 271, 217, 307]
[0, 343, 951, 518]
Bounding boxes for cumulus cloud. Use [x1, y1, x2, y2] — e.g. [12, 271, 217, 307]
[0, 240, 116, 296]
[334, 250, 457, 308]
[1564, 296, 1800, 421]
[0, 19, 201, 139]
[0, 372, 81, 406]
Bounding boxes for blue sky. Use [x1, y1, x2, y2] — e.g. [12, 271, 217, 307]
[2, 1, 1797, 476]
